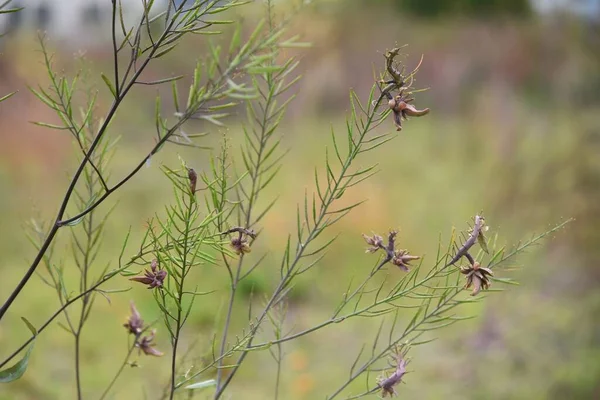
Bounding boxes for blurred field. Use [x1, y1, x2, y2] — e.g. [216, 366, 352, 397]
[1, 1, 599, 399]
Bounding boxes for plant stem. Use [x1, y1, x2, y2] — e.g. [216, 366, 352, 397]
[325, 221, 573, 399]
[214, 273, 239, 391]
[169, 193, 195, 399]
[326, 287, 462, 399]
[0, 6, 180, 322]
[170, 320, 182, 400]
[213, 89, 390, 399]
[214, 65, 277, 394]
[274, 342, 282, 400]
[74, 332, 83, 400]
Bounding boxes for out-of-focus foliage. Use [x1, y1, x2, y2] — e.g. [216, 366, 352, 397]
[400, 0, 532, 17]
[346, 0, 532, 18]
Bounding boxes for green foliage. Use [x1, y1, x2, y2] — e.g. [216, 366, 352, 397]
[0, 318, 35, 383]
[380, 0, 532, 18]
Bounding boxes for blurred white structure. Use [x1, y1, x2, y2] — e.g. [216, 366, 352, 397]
[0, 0, 169, 45]
[533, 0, 600, 18]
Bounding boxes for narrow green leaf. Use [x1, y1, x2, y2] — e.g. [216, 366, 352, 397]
[478, 232, 489, 254]
[153, 43, 178, 59]
[246, 65, 283, 74]
[183, 379, 217, 390]
[229, 23, 241, 54]
[0, 319, 36, 383]
[97, 287, 133, 294]
[29, 87, 60, 111]
[486, 246, 505, 267]
[0, 91, 17, 102]
[0, 345, 34, 383]
[101, 73, 117, 98]
[140, 75, 184, 86]
[31, 121, 71, 130]
[491, 277, 520, 286]
[61, 213, 85, 227]
[279, 38, 312, 49]
[20, 317, 37, 335]
[0, 7, 23, 15]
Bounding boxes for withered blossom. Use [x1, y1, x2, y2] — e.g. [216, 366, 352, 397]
[122, 301, 164, 357]
[363, 230, 420, 272]
[223, 226, 256, 255]
[137, 329, 164, 357]
[123, 301, 144, 335]
[362, 233, 384, 253]
[230, 236, 251, 255]
[388, 91, 430, 131]
[188, 168, 197, 194]
[378, 352, 408, 397]
[130, 258, 167, 289]
[460, 260, 493, 296]
[377, 47, 429, 131]
[392, 249, 421, 272]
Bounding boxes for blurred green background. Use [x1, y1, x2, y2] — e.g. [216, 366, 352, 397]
[0, 0, 599, 399]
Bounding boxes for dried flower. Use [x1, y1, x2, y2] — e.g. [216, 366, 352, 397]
[378, 351, 408, 397]
[137, 329, 163, 357]
[378, 47, 429, 131]
[230, 236, 251, 255]
[388, 91, 429, 131]
[188, 168, 197, 194]
[460, 261, 493, 296]
[362, 233, 384, 253]
[223, 226, 256, 255]
[122, 301, 164, 356]
[123, 301, 144, 335]
[130, 258, 167, 289]
[363, 230, 420, 272]
[392, 249, 420, 272]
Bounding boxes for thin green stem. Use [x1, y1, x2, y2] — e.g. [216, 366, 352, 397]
[214, 60, 278, 394]
[325, 221, 573, 399]
[169, 193, 196, 399]
[212, 89, 389, 399]
[273, 341, 282, 400]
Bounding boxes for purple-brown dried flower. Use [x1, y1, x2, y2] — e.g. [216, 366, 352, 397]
[130, 258, 167, 289]
[137, 329, 163, 357]
[230, 236, 251, 255]
[224, 226, 256, 255]
[378, 48, 429, 131]
[388, 91, 429, 131]
[378, 352, 408, 397]
[188, 168, 197, 194]
[460, 261, 493, 296]
[123, 301, 144, 335]
[363, 230, 420, 272]
[362, 233, 384, 253]
[392, 249, 421, 272]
